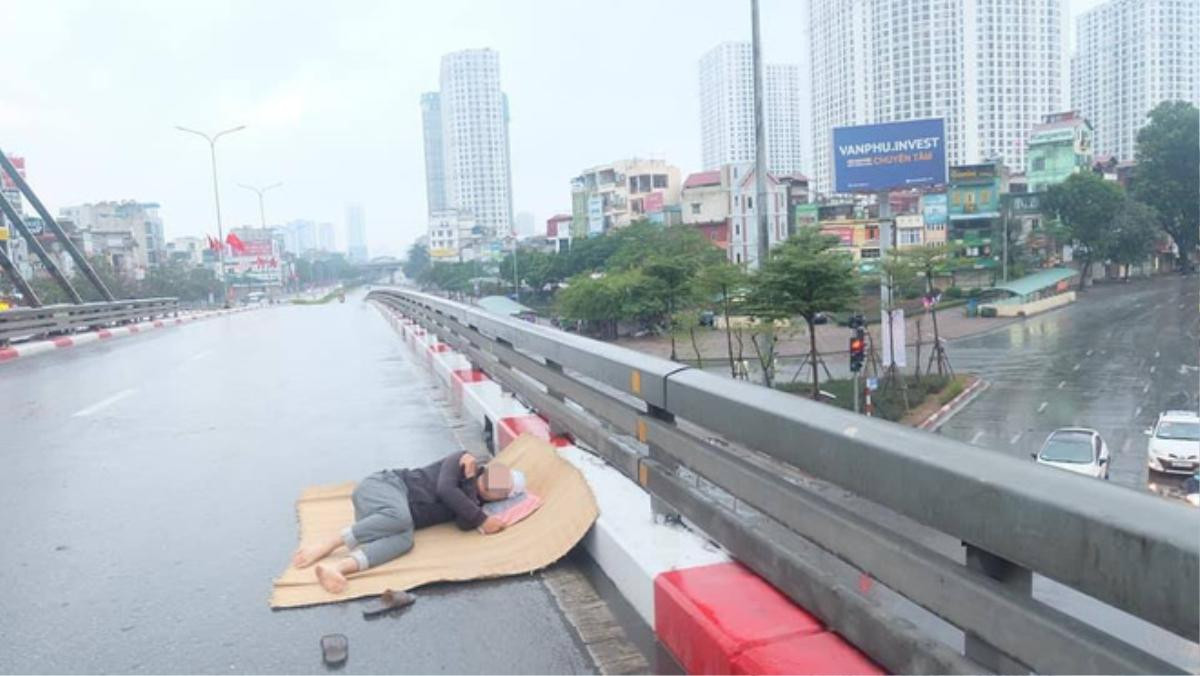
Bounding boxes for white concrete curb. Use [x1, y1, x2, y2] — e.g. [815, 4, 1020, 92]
[918, 377, 989, 431]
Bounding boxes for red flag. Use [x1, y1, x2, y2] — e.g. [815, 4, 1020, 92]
[226, 232, 247, 254]
[206, 235, 220, 251]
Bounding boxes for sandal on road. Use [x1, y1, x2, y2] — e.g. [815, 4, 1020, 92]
[362, 589, 416, 617]
[320, 633, 348, 667]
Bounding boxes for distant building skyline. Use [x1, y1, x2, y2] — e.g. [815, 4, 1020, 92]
[698, 42, 804, 176]
[346, 203, 368, 262]
[808, 0, 1068, 195]
[1072, 0, 1200, 161]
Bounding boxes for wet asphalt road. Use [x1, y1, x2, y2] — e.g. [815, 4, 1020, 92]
[941, 274, 1199, 492]
[940, 275, 1200, 670]
[0, 293, 592, 674]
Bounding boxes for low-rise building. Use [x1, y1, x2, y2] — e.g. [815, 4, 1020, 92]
[680, 170, 729, 250]
[728, 166, 789, 268]
[428, 209, 485, 263]
[949, 161, 1009, 268]
[60, 200, 165, 271]
[569, 158, 681, 236]
[1026, 112, 1093, 193]
[167, 236, 206, 266]
[545, 214, 572, 254]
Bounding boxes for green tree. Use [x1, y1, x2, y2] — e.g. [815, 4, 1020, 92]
[1106, 199, 1163, 279]
[891, 246, 954, 377]
[747, 228, 859, 394]
[1042, 172, 1124, 289]
[698, 262, 749, 378]
[402, 242, 431, 280]
[1130, 101, 1200, 270]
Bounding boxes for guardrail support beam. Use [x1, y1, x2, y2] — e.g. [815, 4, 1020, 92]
[964, 545, 1033, 674]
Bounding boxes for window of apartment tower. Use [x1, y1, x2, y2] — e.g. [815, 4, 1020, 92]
[652, 174, 668, 188]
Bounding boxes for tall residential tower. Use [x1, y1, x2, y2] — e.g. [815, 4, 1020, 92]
[808, 0, 1067, 195]
[698, 42, 804, 175]
[1072, 0, 1200, 161]
[423, 48, 513, 242]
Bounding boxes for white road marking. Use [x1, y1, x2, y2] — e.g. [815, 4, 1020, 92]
[1086, 349, 1094, 357]
[1180, 364, 1199, 375]
[1149, 365, 1156, 374]
[1009, 432, 1022, 445]
[1122, 438, 1133, 453]
[1057, 380, 1066, 389]
[1134, 406, 1142, 418]
[1037, 401, 1048, 413]
[1155, 350, 1161, 359]
[186, 349, 214, 362]
[72, 389, 137, 417]
[970, 430, 985, 444]
[1072, 363, 1081, 371]
[1143, 382, 1151, 394]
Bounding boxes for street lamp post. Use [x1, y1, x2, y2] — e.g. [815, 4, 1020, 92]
[238, 182, 282, 229]
[176, 124, 246, 306]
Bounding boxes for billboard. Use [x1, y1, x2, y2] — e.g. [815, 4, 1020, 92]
[229, 238, 282, 286]
[795, 204, 819, 229]
[587, 195, 604, 236]
[921, 193, 948, 227]
[833, 119, 945, 193]
[643, 191, 664, 214]
[821, 226, 854, 247]
[949, 163, 997, 182]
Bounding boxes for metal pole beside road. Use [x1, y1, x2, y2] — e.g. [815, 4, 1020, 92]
[177, 124, 246, 306]
[751, 0, 769, 268]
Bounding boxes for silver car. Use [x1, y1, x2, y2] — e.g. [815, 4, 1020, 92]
[1146, 410, 1200, 475]
[1033, 428, 1109, 480]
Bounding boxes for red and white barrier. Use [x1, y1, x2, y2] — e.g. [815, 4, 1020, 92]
[0, 306, 254, 365]
[376, 302, 882, 675]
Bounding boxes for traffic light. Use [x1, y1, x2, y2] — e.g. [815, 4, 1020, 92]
[849, 329, 866, 373]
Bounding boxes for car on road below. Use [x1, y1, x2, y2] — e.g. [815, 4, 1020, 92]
[1146, 410, 1200, 476]
[1033, 428, 1109, 479]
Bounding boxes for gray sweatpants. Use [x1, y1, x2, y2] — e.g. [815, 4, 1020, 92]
[341, 471, 414, 570]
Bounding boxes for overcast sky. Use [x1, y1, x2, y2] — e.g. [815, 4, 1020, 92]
[2, 0, 1104, 258]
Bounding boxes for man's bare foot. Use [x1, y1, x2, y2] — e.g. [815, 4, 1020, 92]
[315, 562, 348, 594]
[292, 544, 328, 568]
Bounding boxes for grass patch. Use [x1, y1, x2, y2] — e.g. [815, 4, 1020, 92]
[777, 373, 959, 423]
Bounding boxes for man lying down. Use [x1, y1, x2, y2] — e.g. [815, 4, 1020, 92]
[292, 451, 525, 593]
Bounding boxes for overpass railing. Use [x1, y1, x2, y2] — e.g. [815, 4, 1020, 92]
[368, 288, 1197, 675]
[0, 298, 179, 345]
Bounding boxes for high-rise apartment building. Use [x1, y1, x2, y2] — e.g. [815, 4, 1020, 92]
[1072, 0, 1200, 162]
[346, 204, 368, 262]
[420, 93, 447, 215]
[809, 0, 1067, 196]
[698, 42, 804, 175]
[318, 222, 336, 252]
[423, 48, 513, 243]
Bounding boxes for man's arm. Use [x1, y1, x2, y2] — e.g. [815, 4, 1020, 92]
[435, 451, 487, 530]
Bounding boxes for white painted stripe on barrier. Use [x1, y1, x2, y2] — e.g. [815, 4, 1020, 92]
[16, 341, 56, 358]
[72, 333, 100, 347]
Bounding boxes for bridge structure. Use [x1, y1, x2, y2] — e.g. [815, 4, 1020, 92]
[0, 280, 1195, 673]
[366, 287, 1199, 675]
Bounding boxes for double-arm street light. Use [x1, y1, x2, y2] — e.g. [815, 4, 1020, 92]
[176, 124, 246, 305]
[238, 182, 283, 229]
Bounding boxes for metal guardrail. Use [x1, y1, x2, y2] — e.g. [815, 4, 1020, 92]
[368, 288, 1198, 675]
[0, 298, 180, 345]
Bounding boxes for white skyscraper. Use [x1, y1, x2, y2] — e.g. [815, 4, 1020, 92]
[1072, 0, 1200, 162]
[345, 204, 367, 263]
[434, 48, 513, 238]
[809, 0, 1067, 195]
[698, 42, 804, 175]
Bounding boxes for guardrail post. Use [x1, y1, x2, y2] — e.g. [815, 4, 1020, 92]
[963, 544, 1032, 674]
[641, 404, 681, 523]
[543, 359, 571, 439]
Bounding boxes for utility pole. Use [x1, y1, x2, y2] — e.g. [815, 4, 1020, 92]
[176, 124, 246, 307]
[751, 0, 769, 268]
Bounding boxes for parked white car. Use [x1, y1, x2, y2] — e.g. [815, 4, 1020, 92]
[1146, 410, 1200, 476]
[1033, 428, 1109, 479]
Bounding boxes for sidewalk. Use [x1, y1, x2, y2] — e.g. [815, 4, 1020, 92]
[616, 308, 1019, 362]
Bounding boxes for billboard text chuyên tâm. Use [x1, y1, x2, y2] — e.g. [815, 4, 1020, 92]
[833, 119, 946, 193]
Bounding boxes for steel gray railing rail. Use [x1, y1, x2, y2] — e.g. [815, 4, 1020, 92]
[369, 288, 1198, 675]
[0, 298, 179, 345]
